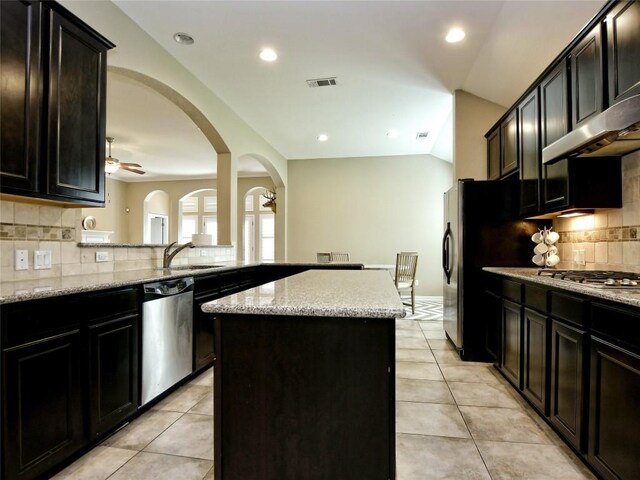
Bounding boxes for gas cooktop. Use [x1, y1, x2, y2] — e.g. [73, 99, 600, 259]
[537, 269, 640, 289]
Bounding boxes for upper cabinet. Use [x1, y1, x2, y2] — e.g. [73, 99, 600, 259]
[607, 1, 640, 104]
[486, 0, 635, 217]
[0, 0, 114, 207]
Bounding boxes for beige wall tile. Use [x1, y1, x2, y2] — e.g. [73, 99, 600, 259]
[97, 262, 114, 273]
[593, 211, 608, 229]
[622, 242, 640, 266]
[608, 242, 623, 264]
[608, 209, 623, 227]
[61, 242, 81, 264]
[61, 208, 77, 227]
[622, 201, 640, 226]
[14, 203, 39, 225]
[595, 242, 607, 264]
[39, 206, 63, 227]
[114, 248, 128, 261]
[81, 263, 99, 275]
[81, 248, 97, 263]
[0, 241, 14, 268]
[0, 201, 14, 223]
[1, 266, 15, 281]
[61, 263, 82, 276]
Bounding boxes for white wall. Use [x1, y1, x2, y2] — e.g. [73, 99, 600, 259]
[453, 89, 506, 181]
[287, 154, 453, 295]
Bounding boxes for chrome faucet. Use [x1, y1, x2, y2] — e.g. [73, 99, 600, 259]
[163, 241, 194, 269]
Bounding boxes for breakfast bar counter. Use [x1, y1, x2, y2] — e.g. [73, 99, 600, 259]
[202, 269, 404, 480]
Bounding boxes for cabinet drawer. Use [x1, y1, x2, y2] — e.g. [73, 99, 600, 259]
[591, 302, 640, 353]
[501, 279, 522, 303]
[2, 296, 82, 347]
[194, 274, 221, 298]
[81, 288, 139, 323]
[484, 273, 501, 295]
[523, 284, 548, 313]
[550, 291, 588, 328]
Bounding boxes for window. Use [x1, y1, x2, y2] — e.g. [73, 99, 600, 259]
[181, 197, 198, 213]
[260, 214, 275, 261]
[203, 216, 218, 245]
[180, 215, 198, 243]
[204, 196, 217, 212]
[245, 195, 254, 212]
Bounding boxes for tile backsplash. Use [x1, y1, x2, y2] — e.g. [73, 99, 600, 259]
[553, 150, 640, 272]
[0, 201, 234, 282]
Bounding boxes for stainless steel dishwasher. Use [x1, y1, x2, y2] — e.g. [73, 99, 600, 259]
[141, 276, 195, 406]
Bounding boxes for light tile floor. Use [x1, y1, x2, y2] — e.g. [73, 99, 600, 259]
[54, 296, 595, 479]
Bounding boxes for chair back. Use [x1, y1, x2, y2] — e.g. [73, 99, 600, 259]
[330, 252, 350, 262]
[317, 252, 331, 263]
[395, 252, 418, 286]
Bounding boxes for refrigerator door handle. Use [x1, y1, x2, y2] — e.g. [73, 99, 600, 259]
[442, 223, 452, 284]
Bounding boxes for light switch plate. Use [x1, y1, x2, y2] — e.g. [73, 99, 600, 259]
[15, 250, 28, 270]
[34, 250, 52, 270]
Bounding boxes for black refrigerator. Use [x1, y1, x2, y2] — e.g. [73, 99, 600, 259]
[442, 179, 543, 361]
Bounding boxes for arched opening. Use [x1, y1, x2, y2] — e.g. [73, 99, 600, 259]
[242, 187, 277, 263]
[179, 189, 217, 245]
[143, 190, 170, 244]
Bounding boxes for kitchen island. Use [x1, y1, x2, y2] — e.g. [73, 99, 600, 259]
[202, 269, 404, 480]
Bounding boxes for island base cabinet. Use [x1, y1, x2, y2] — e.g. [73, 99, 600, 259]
[215, 313, 395, 480]
[2, 330, 84, 480]
[550, 320, 587, 453]
[588, 338, 640, 480]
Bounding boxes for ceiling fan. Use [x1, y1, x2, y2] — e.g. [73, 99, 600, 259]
[105, 137, 145, 175]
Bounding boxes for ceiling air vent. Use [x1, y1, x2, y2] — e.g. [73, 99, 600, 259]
[306, 77, 337, 88]
[416, 131, 429, 140]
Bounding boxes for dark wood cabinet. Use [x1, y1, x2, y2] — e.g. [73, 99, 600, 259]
[571, 24, 603, 128]
[540, 61, 571, 211]
[1, 286, 140, 480]
[523, 308, 549, 415]
[88, 314, 139, 438]
[194, 276, 220, 372]
[3, 329, 84, 480]
[500, 299, 523, 389]
[487, 127, 501, 180]
[484, 290, 502, 363]
[589, 337, 640, 480]
[0, 0, 42, 195]
[518, 89, 540, 216]
[500, 110, 519, 177]
[0, 1, 114, 207]
[606, 0, 640, 105]
[550, 320, 587, 452]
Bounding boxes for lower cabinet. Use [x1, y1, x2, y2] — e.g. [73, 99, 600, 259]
[3, 330, 85, 480]
[522, 308, 549, 415]
[1, 287, 140, 480]
[549, 320, 587, 452]
[500, 299, 522, 389]
[88, 314, 139, 438]
[588, 338, 640, 480]
[483, 290, 502, 364]
[194, 292, 217, 371]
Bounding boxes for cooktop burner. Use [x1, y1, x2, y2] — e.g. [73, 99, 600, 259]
[537, 269, 640, 289]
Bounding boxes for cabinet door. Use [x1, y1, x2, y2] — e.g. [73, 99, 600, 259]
[194, 296, 217, 372]
[518, 89, 540, 216]
[3, 330, 84, 480]
[88, 315, 139, 438]
[550, 320, 586, 452]
[540, 61, 570, 210]
[589, 338, 640, 480]
[523, 308, 549, 415]
[500, 110, 518, 177]
[487, 127, 501, 180]
[0, 0, 42, 194]
[484, 290, 502, 364]
[46, 9, 107, 204]
[571, 24, 603, 128]
[607, 1, 640, 105]
[500, 299, 522, 389]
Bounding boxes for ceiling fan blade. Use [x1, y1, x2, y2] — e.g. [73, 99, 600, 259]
[121, 165, 146, 174]
[121, 162, 142, 168]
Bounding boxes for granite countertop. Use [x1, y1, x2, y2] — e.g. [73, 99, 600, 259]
[201, 269, 406, 319]
[484, 267, 640, 308]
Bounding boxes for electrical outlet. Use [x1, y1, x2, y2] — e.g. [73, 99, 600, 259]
[200, 249, 208, 257]
[573, 249, 586, 266]
[15, 250, 28, 270]
[34, 250, 52, 270]
[95, 251, 109, 263]
[415, 279, 419, 286]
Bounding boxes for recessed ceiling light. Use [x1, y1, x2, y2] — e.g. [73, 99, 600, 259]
[317, 134, 329, 142]
[386, 130, 400, 138]
[173, 32, 194, 45]
[445, 28, 465, 43]
[259, 48, 278, 62]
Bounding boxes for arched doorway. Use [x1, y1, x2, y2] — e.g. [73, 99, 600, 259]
[143, 190, 170, 244]
[179, 189, 218, 245]
[242, 187, 276, 263]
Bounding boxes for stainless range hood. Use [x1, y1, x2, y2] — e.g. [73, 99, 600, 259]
[542, 94, 640, 164]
